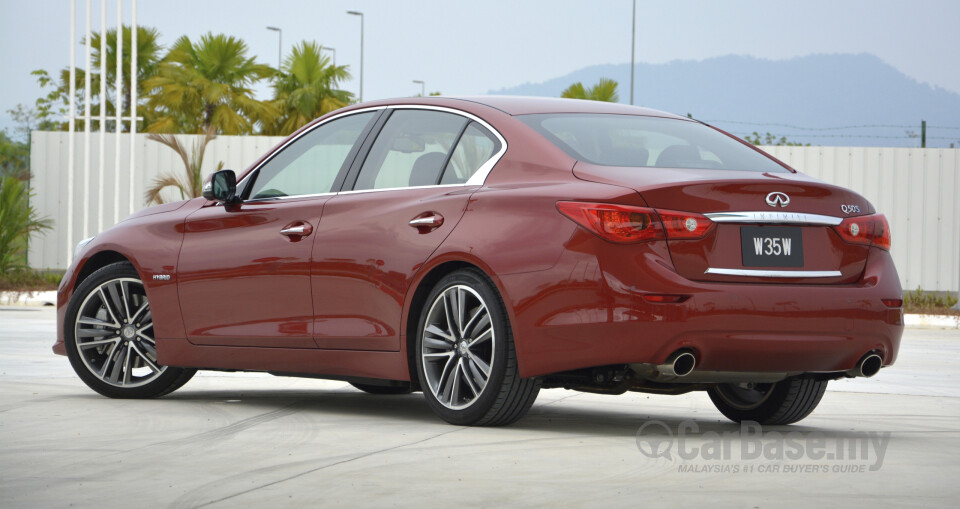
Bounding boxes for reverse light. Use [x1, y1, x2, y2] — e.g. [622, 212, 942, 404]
[656, 209, 715, 239]
[833, 214, 891, 251]
[556, 202, 714, 243]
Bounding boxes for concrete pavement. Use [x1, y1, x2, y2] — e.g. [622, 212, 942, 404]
[1, 306, 958, 508]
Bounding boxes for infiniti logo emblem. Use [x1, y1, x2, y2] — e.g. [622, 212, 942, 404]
[765, 192, 790, 208]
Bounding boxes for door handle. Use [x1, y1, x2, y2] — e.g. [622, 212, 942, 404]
[280, 222, 313, 237]
[409, 212, 444, 232]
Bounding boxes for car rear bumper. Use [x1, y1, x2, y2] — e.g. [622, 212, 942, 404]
[500, 235, 903, 379]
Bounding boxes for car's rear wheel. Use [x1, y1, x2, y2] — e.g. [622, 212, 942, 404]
[415, 268, 540, 426]
[349, 382, 412, 395]
[708, 377, 828, 425]
[65, 262, 195, 398]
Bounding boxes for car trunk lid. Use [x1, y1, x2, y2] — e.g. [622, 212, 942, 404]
[573, 163, 876, 284]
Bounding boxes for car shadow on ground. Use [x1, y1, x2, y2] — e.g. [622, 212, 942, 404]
[155, 387, 856, 439]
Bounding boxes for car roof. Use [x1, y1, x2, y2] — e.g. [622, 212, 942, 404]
[350, 95, 689, 119]
[445, 96, 688, 118]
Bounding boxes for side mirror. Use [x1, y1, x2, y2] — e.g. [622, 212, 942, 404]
[202, 169, 239, 204]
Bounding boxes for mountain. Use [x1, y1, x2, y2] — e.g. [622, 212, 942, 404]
[489, 54, 960, 148]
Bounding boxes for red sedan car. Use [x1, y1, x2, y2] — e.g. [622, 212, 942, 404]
[55, 96, 903, 426]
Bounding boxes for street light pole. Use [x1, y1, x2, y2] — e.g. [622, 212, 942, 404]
[67, 0, 76, 263]
[266, 26, 282, 69]
[347, 11, 363, 102]
[413, 80, 424, 97]
[322, 46, 336, 66]
[630, 0, 636, 105]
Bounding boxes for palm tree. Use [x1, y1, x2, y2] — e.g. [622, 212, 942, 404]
[561, 78, 619, 103]
[0, 176, 52, 273]
[40, 26, 163, 132]
[262, 41, 354, 136]
[143, 126, 222, 205]
[143, 33, 276, 135]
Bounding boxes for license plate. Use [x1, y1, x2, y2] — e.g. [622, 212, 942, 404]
[741, 226, 804, 267]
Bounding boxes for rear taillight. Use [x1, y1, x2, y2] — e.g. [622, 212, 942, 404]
[833, 214, 891, 251]
[556, 202, 663, 243]
[656, 209, 715, 239]
[556, 202, 714, 244]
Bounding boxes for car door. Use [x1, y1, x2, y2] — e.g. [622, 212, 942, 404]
[177, 111, 379, 348]
[311, 108, 504, 351]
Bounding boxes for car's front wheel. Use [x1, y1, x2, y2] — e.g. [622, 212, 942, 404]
[65, 262, 195, 398]
[708, 377, 828, 425]
[415, 269, 540, 426]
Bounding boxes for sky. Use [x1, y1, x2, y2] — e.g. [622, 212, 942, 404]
[1, 0, 959, 136]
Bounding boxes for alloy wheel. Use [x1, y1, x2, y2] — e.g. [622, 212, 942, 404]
[420, 285, 496, 410]
[73, 277, 166, 388]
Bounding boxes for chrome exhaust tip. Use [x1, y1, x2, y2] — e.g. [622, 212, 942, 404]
[847, 353, 883, 378]
[856, 353, 883, 378]
[657, 351, 697, 378]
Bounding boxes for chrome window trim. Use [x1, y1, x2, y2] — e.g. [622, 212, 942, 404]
[704, 211, 843, 226]
[237, 104, 508, 199]
[339, 183, 475, 196]
[705, 268, 842, 278]
[242, 191, 338, 204]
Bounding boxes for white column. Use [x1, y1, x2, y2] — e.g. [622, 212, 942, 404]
[98, 0, 106, 232]
[129, 0, 137, 214]
[114, 0, 122, 223]
[82, 0, 91, 239]
[67, 0, 76, 263]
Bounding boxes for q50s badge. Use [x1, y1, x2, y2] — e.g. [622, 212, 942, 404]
[841, 204, 861, 214]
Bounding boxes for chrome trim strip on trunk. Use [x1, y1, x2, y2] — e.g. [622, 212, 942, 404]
[705, 268, 843, 278]
[704, 211, 843, 226]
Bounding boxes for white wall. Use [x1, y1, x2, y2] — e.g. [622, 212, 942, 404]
[27, 132, 283, 271]
[27, 132, 960, 292]
[764, 146, 959, 293]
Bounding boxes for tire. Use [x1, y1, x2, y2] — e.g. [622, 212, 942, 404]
[414, 268, 540, 426]
[708, 377, 828, 425]
[350, 382, 413, 395]
[64, 262, 195, 399]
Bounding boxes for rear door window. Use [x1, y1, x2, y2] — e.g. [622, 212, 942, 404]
[353, 110, 467, 190]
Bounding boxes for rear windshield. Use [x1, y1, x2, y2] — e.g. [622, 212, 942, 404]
[518, 113, 789, 173]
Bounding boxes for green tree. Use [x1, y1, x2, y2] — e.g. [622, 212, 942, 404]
[744, 131, 810, 147]
[0, 130, 30, 180]
[144, 33, 276, 134]
[561, 78, 619, 102]
[30, 26, 164, 132]
[0, 176, 52, 273]
[262, 42, 353, 136]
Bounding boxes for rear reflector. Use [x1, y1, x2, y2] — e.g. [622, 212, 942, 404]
[643, 294, 690, 303]
[881, 298, 903, 308]
[832, 214, 891, 251]
[556, 202, 713, 244]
